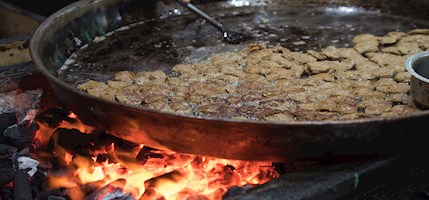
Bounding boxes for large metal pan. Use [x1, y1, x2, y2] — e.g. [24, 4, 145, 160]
[30, 0, 429, 161]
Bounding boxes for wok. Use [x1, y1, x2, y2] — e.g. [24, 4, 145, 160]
[30, 0, 429, 161]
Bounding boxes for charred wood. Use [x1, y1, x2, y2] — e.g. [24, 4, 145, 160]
[92, 132, 117, 150]
[136, 146, 164, 164]
[115, 138, 140, 152]
[3, 121, 37, 149]
[54, 128, 99, 157]
[96, 153, 108, 163]
[0, 112, 18, 139]
[30, 169, 50, 199]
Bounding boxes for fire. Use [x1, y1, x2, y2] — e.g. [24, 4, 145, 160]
[68, 112, 77, 119]
[32, 109, 280, 200]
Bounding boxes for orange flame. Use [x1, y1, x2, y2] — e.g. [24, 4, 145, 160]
[34, 112, 280, 200]
[68, 112, 77, 119]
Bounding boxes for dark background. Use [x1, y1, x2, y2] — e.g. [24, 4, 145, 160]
[4, 0, 77, 16]
[3, 0, 215, 16]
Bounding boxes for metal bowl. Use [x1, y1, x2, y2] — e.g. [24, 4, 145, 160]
[406, 51, 429, 109]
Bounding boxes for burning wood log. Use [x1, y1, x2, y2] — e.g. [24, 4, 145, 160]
[54, 128, 99, 156]
[141, 171, 186, 200]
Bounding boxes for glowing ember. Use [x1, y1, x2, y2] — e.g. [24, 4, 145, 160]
[68, 112, 77, 119]
[32, 110, 280, 199]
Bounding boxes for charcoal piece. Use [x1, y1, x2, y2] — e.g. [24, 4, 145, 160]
[13, 169, 32, 200]
[136, 146, 164, 164]
[0, 112, 17, 136]
[90, 132, 125, 160]
[30, 170, 49, 199]
[94, 153, 118, 164]
[96, 154, 108, 163]
[3, 122, 37, 149]
[54, 128, 99, 156]
[0, 158, 14, 186]
[17, 156, 40, 177]
[0, 144, 17, 157]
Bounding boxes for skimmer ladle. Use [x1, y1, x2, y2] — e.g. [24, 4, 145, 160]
[174, 0, 251, 44]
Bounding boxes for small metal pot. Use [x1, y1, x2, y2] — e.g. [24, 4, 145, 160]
[406, 51, 429, 109]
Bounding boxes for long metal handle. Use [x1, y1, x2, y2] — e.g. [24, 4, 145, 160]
[174, 0, 225, 33]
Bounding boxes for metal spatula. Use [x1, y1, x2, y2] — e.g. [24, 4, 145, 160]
[174, 0, 251, 44]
